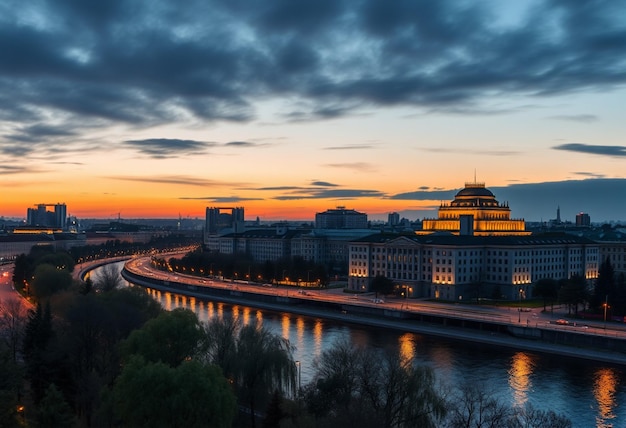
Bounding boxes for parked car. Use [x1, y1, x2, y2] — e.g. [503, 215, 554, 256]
[555, 319, 569, 325]
[372, 298, 385, 304]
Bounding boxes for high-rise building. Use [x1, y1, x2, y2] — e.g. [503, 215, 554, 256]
[388, 212, 400, 226]
[315, 207, 368, 229]
[26, 203, 67, 229]
[576, 212, 591, 227]
[205, 207, 245, 236]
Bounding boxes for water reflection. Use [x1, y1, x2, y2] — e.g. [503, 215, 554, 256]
[399, 333, 416, 366]
[96, 262, 626, 428]
[595, 367, 617, 428]
[508, 352, 535, 407]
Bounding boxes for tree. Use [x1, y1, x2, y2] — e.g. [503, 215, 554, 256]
[205, 318, 296, 428]
[111, 356, 235, 428]
[36, 384, 76, 428]
[22, 302, 54, 404]
[0, 350, 23, 428]
[30, 264, 73, 300]
[120, 308, 206, 368]
[533, 278, 559, 312]
[304, 338, 446, 428]
[370, 275, 394, 297]
[93, 263, 122, 292]
[509, 403, 572, 428]
[558, 275, 589, 316]
[445, 383, 511, 428]
[0, 299, 29, 362]
[592, 257, 615, 310]
[444, 385, 571, 428]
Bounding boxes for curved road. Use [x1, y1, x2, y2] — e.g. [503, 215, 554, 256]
[125, 256, 626, 340]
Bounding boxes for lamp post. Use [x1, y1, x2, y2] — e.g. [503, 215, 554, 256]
[295, 360, 301, 393]
[518, 288, 522, 323]
[603, 295, 609, 329]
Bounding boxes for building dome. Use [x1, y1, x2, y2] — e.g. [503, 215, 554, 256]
[419, 180, 529, 236]
[450, 182, 499, 207]
[454, 185, 495, 198]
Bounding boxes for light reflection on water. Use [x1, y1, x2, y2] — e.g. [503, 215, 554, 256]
[96, 262, 625, 428]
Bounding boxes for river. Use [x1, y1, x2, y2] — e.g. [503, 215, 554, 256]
[92, 262, 626, 427]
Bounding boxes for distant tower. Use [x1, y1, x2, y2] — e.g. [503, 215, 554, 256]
[388, 212, 400, 226]
[556, 206, 561, 224]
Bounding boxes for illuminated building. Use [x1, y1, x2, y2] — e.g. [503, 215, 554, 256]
[348, 233, 599, 300]
[421, 182, 529, 236]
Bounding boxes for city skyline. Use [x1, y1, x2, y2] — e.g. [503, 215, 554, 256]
[2, 1, 625, 222]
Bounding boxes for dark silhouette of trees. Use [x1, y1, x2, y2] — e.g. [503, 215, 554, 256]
[303, 339, 446, 428]
[30, 264, 73, 300]
[120, 308, 207, 368]
[36, 384, 76, 428]
[0, 348, 23, 428]
[22, 302, 55, 404]
[92, 263, 122, 292]
[370, 275, 395, 297]
[445, 383, 571, 427]
[0, 299, 28, 363]
[592, 257, 614, 309]
[558, 275, 589, 316]
[205, 318, 296, 428]
[111, 356, 235, 428]
[534, 278, 559, 311]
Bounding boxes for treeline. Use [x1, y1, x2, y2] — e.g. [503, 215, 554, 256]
[154, 248, 332, 287]
[533, 257, 626, 318]
[68, 233, 201, 263]
[1, 247, 572, 427]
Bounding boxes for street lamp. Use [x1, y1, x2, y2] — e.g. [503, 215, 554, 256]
[295, 360, 301, 393]
[518, 288, 523, 323]
[603, 295, 609, 329]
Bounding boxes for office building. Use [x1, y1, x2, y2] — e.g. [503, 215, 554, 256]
[315, 207, 368, 229]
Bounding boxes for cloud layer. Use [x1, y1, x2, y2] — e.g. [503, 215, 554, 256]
[1, 0, 625, 157]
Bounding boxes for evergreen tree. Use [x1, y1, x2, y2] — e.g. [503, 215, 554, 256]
[593, 257, 615, 310]
[37, 384, 76, 428]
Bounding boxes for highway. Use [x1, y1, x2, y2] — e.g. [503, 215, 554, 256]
[125, 256, 626, 340]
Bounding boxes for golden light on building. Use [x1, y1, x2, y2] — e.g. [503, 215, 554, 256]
[420, 181, 530, 236]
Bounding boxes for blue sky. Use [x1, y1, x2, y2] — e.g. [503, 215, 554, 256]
[1, 0, 625, 222]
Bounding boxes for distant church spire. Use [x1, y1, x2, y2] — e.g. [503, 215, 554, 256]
[557, 206, 561, 223]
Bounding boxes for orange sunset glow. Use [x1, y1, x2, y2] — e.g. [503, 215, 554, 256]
[1, 2, 625, 223]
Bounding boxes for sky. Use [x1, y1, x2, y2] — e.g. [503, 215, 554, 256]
[1, 0, 625, 223]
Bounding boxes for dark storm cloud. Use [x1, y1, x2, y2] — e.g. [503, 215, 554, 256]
[0, 0, 625, 148]
[123, 139, 215, 158]
[553, 143, 626, 157]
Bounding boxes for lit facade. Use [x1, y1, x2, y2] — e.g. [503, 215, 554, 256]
[348, 233, 599, 300]
[421, 182, 529, 236]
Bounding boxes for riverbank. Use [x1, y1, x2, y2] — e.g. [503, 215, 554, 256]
[119, 263, 626, 366]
